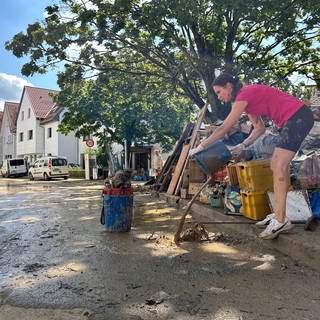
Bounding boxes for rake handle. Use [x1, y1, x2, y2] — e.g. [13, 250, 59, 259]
[174, 177, 211, 244]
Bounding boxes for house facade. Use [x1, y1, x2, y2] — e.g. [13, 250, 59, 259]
[16, 86, 58, 164]
[0, 102, 19, 165]
[0, 86, 112, 169]
[9, 86, 82, 166]
[39, 109, 79, 164]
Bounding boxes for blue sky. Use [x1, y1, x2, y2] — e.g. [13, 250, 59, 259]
[0, 0, 59, 111]
[1, 1, 317, 113]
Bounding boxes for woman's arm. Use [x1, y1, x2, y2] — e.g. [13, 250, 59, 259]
[241, 114, 266, 147]
[201, 101, 247, 148]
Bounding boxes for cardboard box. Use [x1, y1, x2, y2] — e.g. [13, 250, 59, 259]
[188, 159, 206, 183]
[226, 163, 239, 186]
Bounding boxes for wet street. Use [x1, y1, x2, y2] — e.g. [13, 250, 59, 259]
[0, 178, 320, 320]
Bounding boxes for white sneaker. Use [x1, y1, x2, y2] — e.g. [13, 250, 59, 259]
[259, 218, 294, 240]
[255, 213, 275, 228]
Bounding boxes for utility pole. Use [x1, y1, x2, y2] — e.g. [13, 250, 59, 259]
[124, 139, 128, 169]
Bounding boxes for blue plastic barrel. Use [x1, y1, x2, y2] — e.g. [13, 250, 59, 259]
[192, 140, 231, 176]
[309, 191, 320, 220]
[103, 188, 133, 232]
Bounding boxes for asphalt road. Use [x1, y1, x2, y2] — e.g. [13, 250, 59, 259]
[0, 178, 320, 320]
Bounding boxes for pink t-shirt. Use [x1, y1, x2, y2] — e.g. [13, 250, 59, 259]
[235, 84, 304, 127]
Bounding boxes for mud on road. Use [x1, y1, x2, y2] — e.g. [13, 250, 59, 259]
[0, 178, 320, 320]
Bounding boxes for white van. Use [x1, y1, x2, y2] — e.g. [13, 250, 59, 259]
[0, 159, 28, 178]
[28, 156, 69, 180]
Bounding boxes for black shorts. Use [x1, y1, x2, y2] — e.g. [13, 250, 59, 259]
[276, 105, 314, 152]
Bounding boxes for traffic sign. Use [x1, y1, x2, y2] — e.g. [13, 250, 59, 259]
[86, 138, 94, 147]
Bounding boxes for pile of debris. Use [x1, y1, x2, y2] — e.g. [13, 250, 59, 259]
[151, 103, 320, 239]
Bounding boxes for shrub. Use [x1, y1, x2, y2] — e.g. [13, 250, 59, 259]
[68, 168, 85, 178]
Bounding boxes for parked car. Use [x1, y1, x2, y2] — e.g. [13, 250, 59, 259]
[0, 158, 28, 178]
[28, 156, 69, 181]
[68, 163, 80, 168]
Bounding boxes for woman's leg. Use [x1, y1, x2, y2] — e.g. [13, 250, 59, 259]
[270, 148, 296, 223]
[258, 148, 295, 239]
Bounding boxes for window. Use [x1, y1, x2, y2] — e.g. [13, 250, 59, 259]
[19, 132, 24, 142]
[28, 108, 31, 118]
[21, 111, 24, 120]
[9, 159, 25, 166]
[28, 130, 33, 140]
[52, 158, 67, 166]
[48, 127, 52, 138]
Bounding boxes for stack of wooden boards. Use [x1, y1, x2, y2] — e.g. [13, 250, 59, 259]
[154, 102, 209, 197]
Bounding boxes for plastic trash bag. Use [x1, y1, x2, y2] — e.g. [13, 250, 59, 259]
[294, 152, 320, 189]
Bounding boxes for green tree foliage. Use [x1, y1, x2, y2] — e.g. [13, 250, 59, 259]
[57, 68, 193, 152]
[5, 0, 320, 131]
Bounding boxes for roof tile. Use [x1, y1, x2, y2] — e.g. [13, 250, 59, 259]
[24, 86, 59, 119]
[4, 102, 19, 133]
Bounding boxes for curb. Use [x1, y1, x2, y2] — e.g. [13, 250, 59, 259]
[160, 193, 320, 271]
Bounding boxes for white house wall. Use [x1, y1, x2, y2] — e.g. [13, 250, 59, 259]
[42, 121, 78, 163]
[16, 94, 45, 158]
[43, 121, 59, 156]
[1, 109, 16, 161]
[58, 130, 78, 164]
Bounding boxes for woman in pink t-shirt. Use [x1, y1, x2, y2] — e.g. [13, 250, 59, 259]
[190, 73, 314, 240]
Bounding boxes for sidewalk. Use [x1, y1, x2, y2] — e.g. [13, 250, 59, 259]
[161, 193, 320, 271]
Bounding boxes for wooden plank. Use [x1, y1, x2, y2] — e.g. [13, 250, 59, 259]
[166, 144, 190, 195]
[189, 101, 210, 149]
[156, 122, 194, 192]
[174, 101, 209, 195]
[155, 154, 173, 186]
[158, 166, 174, 192]
[172, 122, 194, 155]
